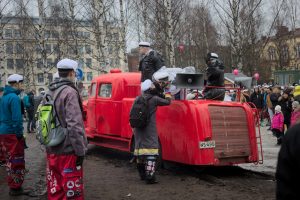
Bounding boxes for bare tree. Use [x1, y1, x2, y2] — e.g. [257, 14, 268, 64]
[214, 0, 263, 71]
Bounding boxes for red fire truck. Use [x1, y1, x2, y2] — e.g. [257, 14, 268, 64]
[83, 70, 263, 166]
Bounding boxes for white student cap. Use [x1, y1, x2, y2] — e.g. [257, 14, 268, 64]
[139, 42, 150, 47]
[7, 74, 23, 83]
[57, 58, 78, 71]
[141, 79, 153, 92]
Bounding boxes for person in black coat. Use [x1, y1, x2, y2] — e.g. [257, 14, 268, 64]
[138, 42, 164, 82]
[203, 52, 225, 100]
[276, 123, 300, 199]
[250, 87, 264, 109]
[278, 90, 293, 129]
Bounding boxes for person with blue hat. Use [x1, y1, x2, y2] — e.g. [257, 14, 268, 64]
[45, 58, 88, 200]
[0, 74, 32, 196]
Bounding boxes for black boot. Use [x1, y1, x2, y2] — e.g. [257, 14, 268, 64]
[137, 163, 146, 180]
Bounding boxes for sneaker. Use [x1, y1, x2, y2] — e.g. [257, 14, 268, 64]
[9, 187, 31, 196]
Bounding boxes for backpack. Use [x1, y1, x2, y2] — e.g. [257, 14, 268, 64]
[23, 95, 31, 108]
[36, 85, 68, 147]
[129, 95, 153, 128]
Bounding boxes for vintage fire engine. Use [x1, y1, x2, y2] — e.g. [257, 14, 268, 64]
[83, 70, 263, 166]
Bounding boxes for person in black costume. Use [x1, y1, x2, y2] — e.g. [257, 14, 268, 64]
[203, 52, 225, 100]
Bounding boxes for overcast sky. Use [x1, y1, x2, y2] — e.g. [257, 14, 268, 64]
[9, 0, 300, 51]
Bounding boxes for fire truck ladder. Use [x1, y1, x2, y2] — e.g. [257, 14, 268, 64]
[248, 103, 264, 164]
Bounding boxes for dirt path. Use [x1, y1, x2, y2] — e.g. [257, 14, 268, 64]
[0, 126, 276, 200]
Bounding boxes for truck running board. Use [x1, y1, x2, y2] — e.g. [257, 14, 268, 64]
[88, 134, 131, 152]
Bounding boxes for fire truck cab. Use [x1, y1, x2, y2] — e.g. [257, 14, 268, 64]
[83, 70, 262, 166]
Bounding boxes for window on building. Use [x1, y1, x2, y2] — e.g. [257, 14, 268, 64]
[87, 72, 93, 81]
[78, 58, 84, 68]
[38, 73, 44, 83]
[16, 59, 24, 69]
[14, 29, 21, 38]
[84, 32, 90, 39]
[281, 46, 289, 61]
[46, 44, 52, 54]
[86, 58, 92, 68]
[85, 45, 91, 54]
[268, 47, 276, 61]
[16, 43, 24, 54]
[53, 44, 60, 54]
[108, 46, 113, 54]
[44, 30, 51, 38]
[47, 58, 52, 68]
[98, 83, 112, 98]
[288, 74, 294, 84]
[52, 31, 59, 38]
[35, 45, 41, 54]
[37, 59, 43, 68]
[296, 44, 300, 58]
[115, 58, 120, 65]
[6, 43, 13, 54]
[7, 59, 14, 69]
[78, 45, 84, 54]
[5, 29, 12, 38]
[48, 73, 53, 83]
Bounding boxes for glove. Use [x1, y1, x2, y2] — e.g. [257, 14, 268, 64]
[76, 156, 84, 167]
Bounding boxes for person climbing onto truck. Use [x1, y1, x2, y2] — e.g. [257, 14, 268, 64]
[133, 79, 171, 184]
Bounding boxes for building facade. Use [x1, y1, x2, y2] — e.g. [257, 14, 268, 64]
[0, 16, 127, 93]
[260, 26, 300, 85]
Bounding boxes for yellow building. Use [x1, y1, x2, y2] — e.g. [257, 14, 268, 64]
[260, 26, 300, 84]
[0, 16, 127, 93]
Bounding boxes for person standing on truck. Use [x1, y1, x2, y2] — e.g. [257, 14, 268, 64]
[0, 74, 32, 196]
[46, 58, 88, 200]
[138, 41, 164, 82]
[134, 79, 171, 184]
[203, 52, 225, 100]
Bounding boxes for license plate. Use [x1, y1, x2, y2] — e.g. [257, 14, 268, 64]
[199, 140, 216, 149]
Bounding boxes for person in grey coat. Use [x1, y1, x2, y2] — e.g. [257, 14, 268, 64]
[134, 79, 171, 184]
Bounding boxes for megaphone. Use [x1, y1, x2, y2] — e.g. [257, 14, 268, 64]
[175, 73, 204, 89]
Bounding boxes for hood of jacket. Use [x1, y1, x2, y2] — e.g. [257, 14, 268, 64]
[3, 85, 21, 96]
[49, 78, 75, 91]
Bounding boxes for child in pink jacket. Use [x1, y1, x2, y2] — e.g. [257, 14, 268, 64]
[290, 101, 300, 127]
[272, 105, 284, 145]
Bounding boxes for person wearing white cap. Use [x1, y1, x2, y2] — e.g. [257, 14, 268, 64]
[138, 41, 164, 82]
[131, 79, 171, 184]
[0, 74, 32, 196]
[44, 58, 88, 200]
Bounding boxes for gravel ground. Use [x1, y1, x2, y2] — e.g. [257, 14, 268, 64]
[0, 124, 278, 200]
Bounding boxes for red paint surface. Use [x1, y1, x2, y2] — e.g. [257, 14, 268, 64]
[84, 72, 261, 166]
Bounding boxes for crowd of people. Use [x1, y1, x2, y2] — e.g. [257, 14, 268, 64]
[235, 85, 300, 145]
[0, 39, 299, 199]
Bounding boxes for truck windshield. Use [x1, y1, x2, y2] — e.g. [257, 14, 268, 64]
[99, 83, 112, 98]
